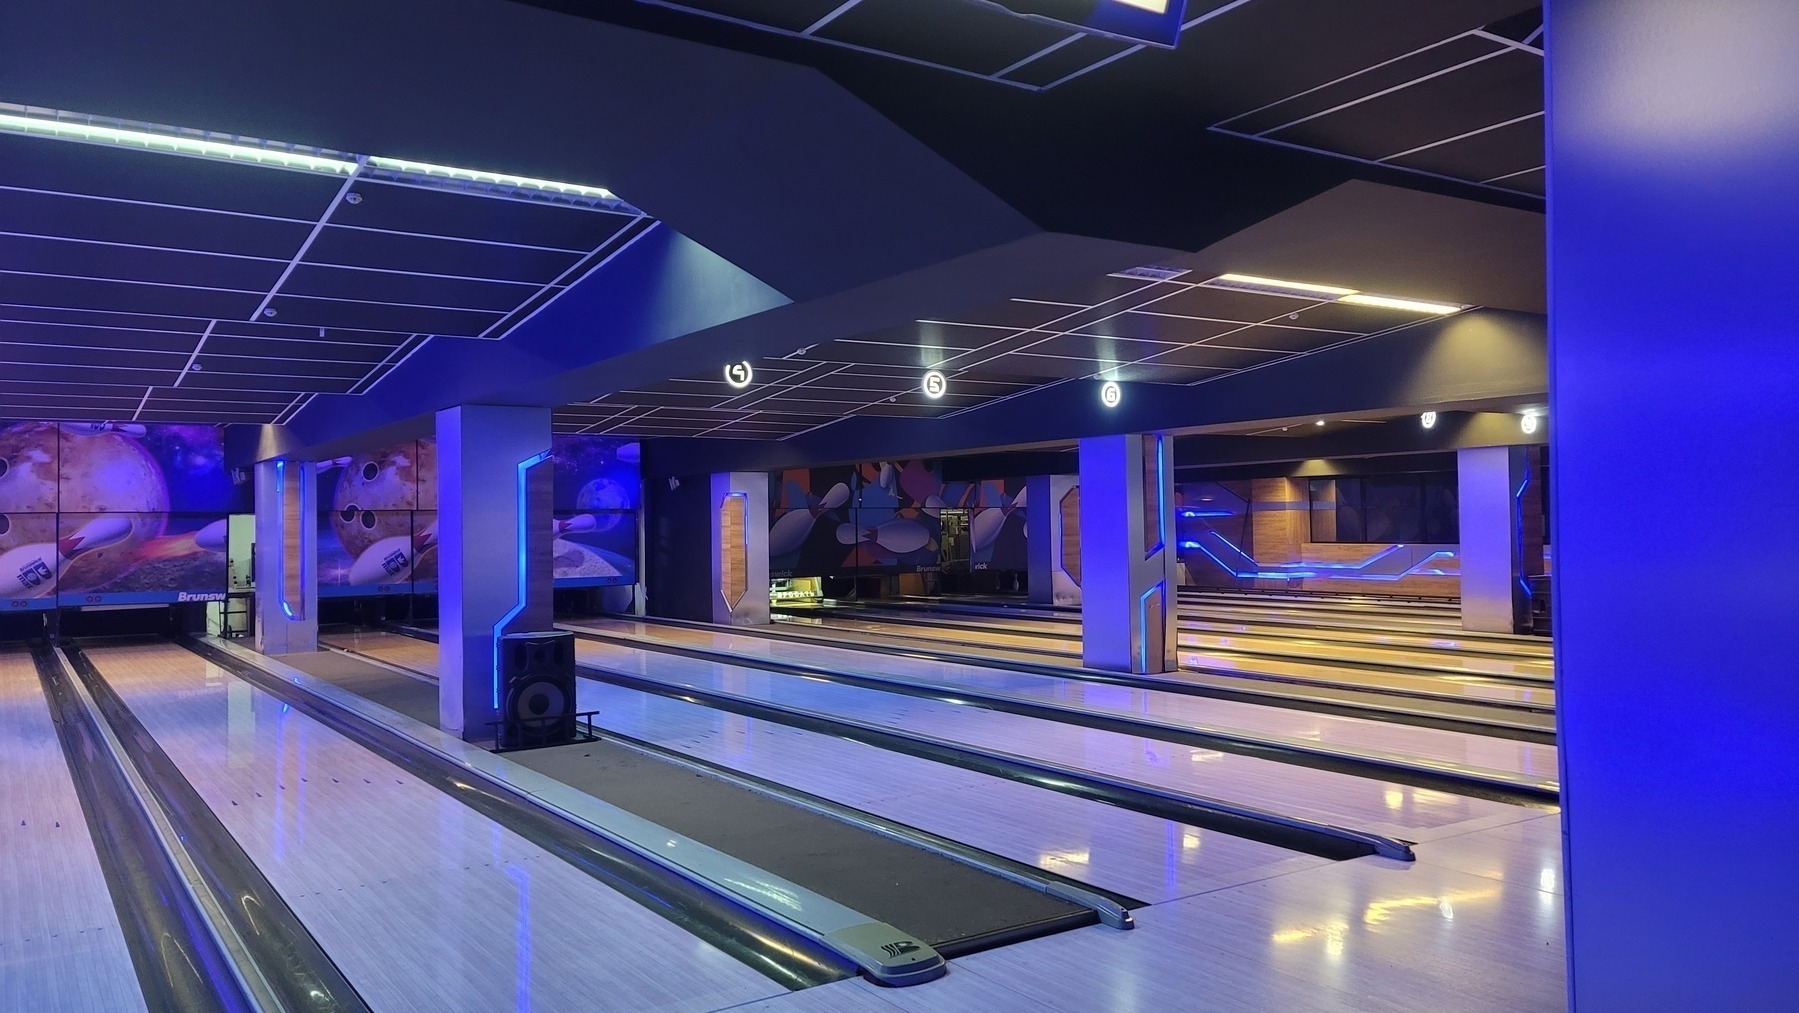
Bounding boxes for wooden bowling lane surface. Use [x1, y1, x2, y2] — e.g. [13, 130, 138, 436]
[816, 605, 1554, 682]
[75, 640, 793, 1013]
[570, 635, 1537, 843]
[320, 629, 1325, 906]
[765, 613, 1556, 715]
[572, 619, 1556, 788]
[0, 648, 146, 1012]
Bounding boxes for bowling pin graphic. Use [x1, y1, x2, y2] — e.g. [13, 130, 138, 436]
[194, 519, 229, 552]
[345, 521, 438, 585]
[556, 515, 598, 536]
[62, 421, 147, 438]
[769, 482, 850, 556]
[0, 514, 133, 598]
[835, 517, 933, 555]
[970, 487, 1029, 553]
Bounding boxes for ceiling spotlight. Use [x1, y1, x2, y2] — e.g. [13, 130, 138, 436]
[1099, 380, 1122, 408]
[261, 308, 277, 318]
[1421, 411, 1438, 429]
[344, 192, 363, 205]
[1315, 419, 1326, 427]
[922, 370, 948, 399]
[1521, 411, 1540, 435]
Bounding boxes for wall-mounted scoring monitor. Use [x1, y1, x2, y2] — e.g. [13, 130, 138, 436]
[965, 0, 1190, 48]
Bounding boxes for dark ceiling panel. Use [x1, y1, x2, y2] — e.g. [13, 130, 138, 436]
[1492, 166, 1543, 195]
[1150, 286, 1323, 323]
[0, 378, 149, 398]
[999, 32, 1134, 89]
[0, 134, 343, 219]
[1, 361, 182, 385]
[0, 234, 284, 291]
[0, 272, 263, 319]
[1021, 332, 1180, 363]
[1110, 362, 1227, 383]
[147, 387, 298, 406]
[0, 341, 181, 369]
[0, 303, 208, 333]
[306, 225, 582, 284]
[1140, 343, 1289, 370]
[818, 0, 1070, 76]
[332, 180, 635, 250]
[0, 187, 312, 258]
[210, 319, 411, 342]
[194, 354, 408, 380]
[281, 263, 537, 313]
[0, 319, 195, 353]
[259, 294, 501, 337]
[1388, 113, 1543, 183]
[963, 352, 1096, 380]
[1222, 34, 1503, 136]
[0, 390, 142, 410]
[934, 298, 1078, 330]
[792, 340, 954, 368]
[1270, 49, 1543, 162]
[1206, 324, 1361, 353]
[1017, 274, 1172, 308]
[178, 370, 357, 393]
[1069, 311, 1247, 343]
[670, 0, 846, 32]
[203, 334, 397, 361]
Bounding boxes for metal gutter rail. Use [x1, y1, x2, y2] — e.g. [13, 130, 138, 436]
[189, 637, 947, 988]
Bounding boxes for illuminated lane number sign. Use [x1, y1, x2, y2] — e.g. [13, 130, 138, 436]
[724, 361, 754, 389]
[922, 370, 948, 399]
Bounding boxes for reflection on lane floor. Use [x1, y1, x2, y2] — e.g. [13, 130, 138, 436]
[81, 641, 789, 1013]
[573, 620, 1556, 786]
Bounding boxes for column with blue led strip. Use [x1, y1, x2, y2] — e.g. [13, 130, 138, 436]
[1078, 434, 1175, 673]
[436, 405, 553, 741]
[1457, 445, 1542, 633]
[253, 458, 317, 654]
[1551, 1, 1799, 1005]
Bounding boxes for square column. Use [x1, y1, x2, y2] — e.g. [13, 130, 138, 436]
[253, 459, 317, 654]
[1025, 474, 1082, 606]
[437, 405, 553, 741]
[711, 472, 769, 625]
[1457, 445, 1541, 634]
[1078, 434, 1176, 673]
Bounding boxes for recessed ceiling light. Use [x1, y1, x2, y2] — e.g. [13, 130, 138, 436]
[1315, 419, 1326, 426]
[1338, 293, 1465, 315]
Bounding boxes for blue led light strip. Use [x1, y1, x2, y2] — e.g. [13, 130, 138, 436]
[493, 450, 553, 711]
[276, 461, 299, 620]
[1138, 581, 1165, 672]
[1514, 468, 1534, 600]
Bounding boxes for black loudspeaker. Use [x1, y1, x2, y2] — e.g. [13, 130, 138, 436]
[497, 630, 576, 748]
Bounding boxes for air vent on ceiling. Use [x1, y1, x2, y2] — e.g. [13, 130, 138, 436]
[1109, 265, 1191, 282]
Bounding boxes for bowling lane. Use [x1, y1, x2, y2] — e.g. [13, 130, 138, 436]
[0, 649, 146, 1012]
[319, 630, 1326, 906]
[569, 637, 1536, 842]
[568, 620, 1557, 790]
[811, 604, 1554, 683]
[79, 640, 791, 1013]
[768, 612, 1556, 715]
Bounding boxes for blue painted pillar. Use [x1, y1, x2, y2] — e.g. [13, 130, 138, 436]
[252, 459, 317, 655]
[1550, 1, 1799, 1006]
[1457, 445, 1540, 633]
[1078, 435, 1175, 673]
[437, 405, 553, 741]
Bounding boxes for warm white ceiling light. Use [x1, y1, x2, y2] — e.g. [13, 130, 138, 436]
[1110, 0, 1169, 11]
[1208, 274, 1358, 299]
[1338, 293, 1465, 315]
[0, 107, 357, 174]
[1204, 272, 1467, 316]
[1315, 419, 1326, 426]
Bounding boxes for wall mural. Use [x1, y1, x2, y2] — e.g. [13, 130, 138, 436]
[769, 461, 1028, 579]
[0, 421, 247, 609]
[316, 434, 640, 597]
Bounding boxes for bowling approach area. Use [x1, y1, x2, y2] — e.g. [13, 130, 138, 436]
[2, 3, 1793, 1011]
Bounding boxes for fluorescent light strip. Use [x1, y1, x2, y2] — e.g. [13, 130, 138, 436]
[366, 155, 616, 203]
[1207, 273, 1466, 315]
[1338, 293, 1464, 315]
[0, 105, 630, 211]
[0, 109, 357, 174]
